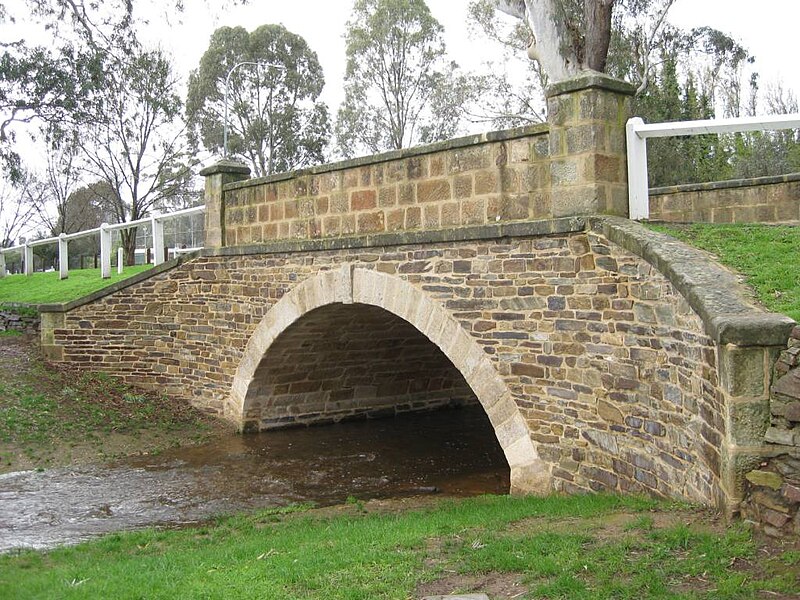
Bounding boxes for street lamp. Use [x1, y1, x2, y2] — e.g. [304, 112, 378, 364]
[223, 61, 286, 157]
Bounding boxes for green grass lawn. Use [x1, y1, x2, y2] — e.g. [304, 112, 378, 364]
[0, 494, 796, 599]
[0, 265, 152, 305]
[647, 223, 800, 322]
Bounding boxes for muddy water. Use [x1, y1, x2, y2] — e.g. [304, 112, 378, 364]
[0, 406, 509, 552]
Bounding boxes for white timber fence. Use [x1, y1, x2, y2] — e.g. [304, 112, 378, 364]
[626, 113, 800, 220]
[0, 205, 205, 279]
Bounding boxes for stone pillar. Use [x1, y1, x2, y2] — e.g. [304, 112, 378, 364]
[199, 159, 251, 249]
[708, 314, 795, 515]
[546, 72, 635, 217]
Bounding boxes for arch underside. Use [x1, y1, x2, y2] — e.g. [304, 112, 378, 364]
[243, 302, 478, 429]
[228, 266, 550, 495]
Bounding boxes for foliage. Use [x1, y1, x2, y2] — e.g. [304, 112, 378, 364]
[731, 82, 800, 179]
[187, 24, 330, 177]
[336, 0, 471, 157]
[0, 265, 153, 305]
[466, 0, 547, 128]
[1, 493, 796, 598]
[635, 54, 733, 187]
[0, 173, 39, 247]
[78, 48, 189, 264]
[648, 223, 800, 321]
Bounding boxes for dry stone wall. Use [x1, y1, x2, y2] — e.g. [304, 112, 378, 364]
[741, 326, 800, 536]
[42, 219, 738, 506]
[0, 305, 39, 334]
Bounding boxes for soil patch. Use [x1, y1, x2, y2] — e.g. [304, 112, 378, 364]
[0, 334, 228, 473]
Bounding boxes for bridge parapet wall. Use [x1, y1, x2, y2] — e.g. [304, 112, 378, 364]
[222, 126, 550, 245]
[201, 73, 634, 250]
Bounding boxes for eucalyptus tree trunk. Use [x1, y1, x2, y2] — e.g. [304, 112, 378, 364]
[494, 0, 616, 83]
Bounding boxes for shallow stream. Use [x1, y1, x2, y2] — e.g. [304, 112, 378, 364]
[0, 406, 508, 552]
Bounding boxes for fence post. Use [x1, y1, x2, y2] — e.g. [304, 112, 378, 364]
[626, 117, 650, 220]
[117, 247, 124, 274]
[0, 251, 5, 278]
[24, 243, 33, 276]
[152, 216, 165, 266]
[58, 233, 69, 280]
[100, 223, 112, 279]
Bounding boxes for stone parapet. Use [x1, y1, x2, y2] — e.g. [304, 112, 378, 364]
[203, 73, 637, 249]
[200, 159, 251, 248]
[218, 125, 551, 246]
[649, 173, 800, 223]
[546, 72, 635, 217]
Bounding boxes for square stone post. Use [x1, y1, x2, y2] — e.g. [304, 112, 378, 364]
[199, 159, 251, 249]
[546, 72, 636, 217]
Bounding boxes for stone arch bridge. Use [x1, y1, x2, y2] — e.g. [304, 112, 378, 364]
[39, 75, 795, 514]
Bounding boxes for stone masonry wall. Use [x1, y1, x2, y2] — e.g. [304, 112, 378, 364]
[222, 127, 551, 245]
[649, 173, 800, 223]
[209, 75, 635, 249]
[43, 224, 726, 505]
[741, 326, 800, 536]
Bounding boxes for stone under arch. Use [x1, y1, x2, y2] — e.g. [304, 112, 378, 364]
[227, 266, 550, 495]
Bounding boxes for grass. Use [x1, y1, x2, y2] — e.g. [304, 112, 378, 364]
[0, 264, 152, 305]
[0, 494, 796, 599]
[648, 223, 800, 322]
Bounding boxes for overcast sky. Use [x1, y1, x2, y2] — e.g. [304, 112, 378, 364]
[146, 0, 800, 116]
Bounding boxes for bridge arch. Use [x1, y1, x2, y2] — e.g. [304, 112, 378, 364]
[227, 266, 550, 495]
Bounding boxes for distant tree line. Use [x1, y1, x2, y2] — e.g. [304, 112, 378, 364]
[0, 0, 798, 258]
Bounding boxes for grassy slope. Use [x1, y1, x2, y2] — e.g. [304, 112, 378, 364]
[647, 223, 800, 322]
[0, 494, 797, 599]
[0, 336, 215, 471]
[0, 265, 152, 305]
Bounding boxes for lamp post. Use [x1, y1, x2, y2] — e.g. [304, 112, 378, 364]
[223, 61, 286, 157]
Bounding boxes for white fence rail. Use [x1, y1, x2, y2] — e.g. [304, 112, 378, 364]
[626, 113, 800, 220]
[0, 205, 205, 280]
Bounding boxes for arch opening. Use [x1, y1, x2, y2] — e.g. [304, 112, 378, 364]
[243, 303, 479, 428]
[228, 267, 551, 495]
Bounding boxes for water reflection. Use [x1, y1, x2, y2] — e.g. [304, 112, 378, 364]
[0, 406, 508, 552]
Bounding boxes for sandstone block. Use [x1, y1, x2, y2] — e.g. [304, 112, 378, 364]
[745, 470, 784, 490]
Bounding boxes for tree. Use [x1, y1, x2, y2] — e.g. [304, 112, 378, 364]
[187, 24, 330, 177]
[0, 0, 246, 181]
[732, 81, 800, 179]
[336, 0, 471, 157]
[0, 173, 39, 248]
[78, 49, 189, 265]
[493, 0, 615, 83]
[467, 0, 548, 128]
